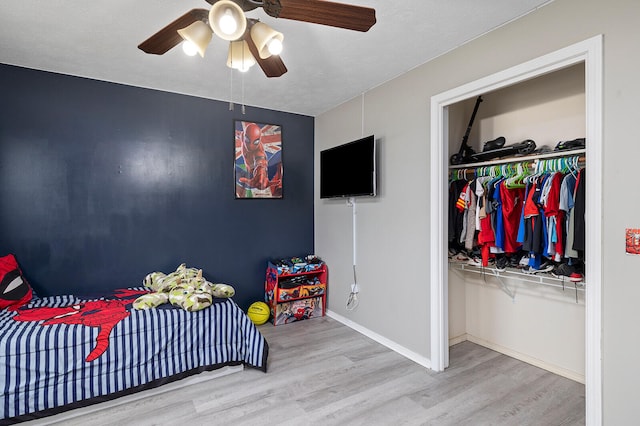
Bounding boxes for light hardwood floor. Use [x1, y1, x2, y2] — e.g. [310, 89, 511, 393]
[39, 316, 585, 426]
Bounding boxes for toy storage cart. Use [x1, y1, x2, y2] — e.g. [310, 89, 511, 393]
[265, 257, 327, 326]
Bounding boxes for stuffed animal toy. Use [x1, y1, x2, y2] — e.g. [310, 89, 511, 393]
[133, 263, 235, 312]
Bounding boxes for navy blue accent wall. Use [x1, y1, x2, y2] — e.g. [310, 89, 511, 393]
[0, 64, 314, 310]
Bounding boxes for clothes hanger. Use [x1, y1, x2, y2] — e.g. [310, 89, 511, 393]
[568, 156, 580, 178]
[516, 161, 529, 187]
[527, 159, 543, 184]
[505, 162, 526, 188]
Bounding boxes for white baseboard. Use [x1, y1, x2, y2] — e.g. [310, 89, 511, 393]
[448, 333, 468, 347]
[323, 312, 583, 384]
[326, 310, 431, 369]
[452, 333, 585, 384]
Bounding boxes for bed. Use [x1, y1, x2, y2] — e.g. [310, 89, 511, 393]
[0, 286, 269, 425]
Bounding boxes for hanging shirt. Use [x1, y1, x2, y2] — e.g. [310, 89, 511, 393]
[542, 173, 563, 259]
[499, 181, 525, 254]
[449, 179, 468, 249]
[493, 181, 505, 250]
[475, 177, 490, 229]
[560, 173, 579, 259]
[572, 168, 586, 253]
[516, 183, 530, 244]
[458, 182, 471, 244]
[477, 213, 495, 266]
[559, 173, 577, 213]
[455, 182, 469, 212]
[522, 176, 549, 258]
[524, 181, 540, 219]
[465, 182, 477, 251]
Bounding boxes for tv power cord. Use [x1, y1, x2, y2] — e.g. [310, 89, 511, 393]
[346, 264, 360, 311]
[346, 283, 359, 311]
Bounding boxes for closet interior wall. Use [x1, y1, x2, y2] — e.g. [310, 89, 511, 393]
[447, 63, 586, 383]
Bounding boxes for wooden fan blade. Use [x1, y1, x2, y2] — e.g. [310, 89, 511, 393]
[244, 23, 288, 78]
[138, 9, 209, 55]
[263, 0, 376, 32]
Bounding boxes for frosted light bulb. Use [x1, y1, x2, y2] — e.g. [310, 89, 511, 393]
[267, 38, 283, 56]
[219, 9, 237, 35]
[235, 58, 253, 72]
[182, 41, 198, 56]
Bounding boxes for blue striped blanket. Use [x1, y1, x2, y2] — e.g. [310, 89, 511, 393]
[0, 288, 268, 424]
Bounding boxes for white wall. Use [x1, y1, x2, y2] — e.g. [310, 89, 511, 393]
[453, 271, 586, 382]
[315, 0, 640, 423]
[315, 84, 432, 358]
[463, 63, 586, 152]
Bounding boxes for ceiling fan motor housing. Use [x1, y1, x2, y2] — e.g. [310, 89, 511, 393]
[262, 0, 284, 18]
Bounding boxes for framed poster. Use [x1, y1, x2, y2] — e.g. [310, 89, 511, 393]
[626, 228, 640, 255]
[234, 120, 283, 199]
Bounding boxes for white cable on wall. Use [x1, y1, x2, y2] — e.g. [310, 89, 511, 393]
[347, 93, 366, 311]
[352, 197, 357, 266]
[346, 197, 359, 310]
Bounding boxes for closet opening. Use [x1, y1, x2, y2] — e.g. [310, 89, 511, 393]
[429, 36, 602, 424]
[448, 63, 586, 380]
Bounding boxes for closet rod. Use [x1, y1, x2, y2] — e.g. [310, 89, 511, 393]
[449, 148, 585, 169]
[450, 155, 585, 180]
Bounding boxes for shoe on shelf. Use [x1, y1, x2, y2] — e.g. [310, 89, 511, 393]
[554, 137, 585, 151]
[508, 255, 521, 269]
[452, 252, 469, 261]
[569, 272, 584, 282]
[523, 261, 555, 274]
[495, 256, 508, 272]
[467, 256, 483, 267]
[551, 262, 576, 278]
[537, 261, 555, 273]
[517, 255, 531, 269]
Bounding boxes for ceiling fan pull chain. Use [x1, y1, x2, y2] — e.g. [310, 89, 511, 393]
[229, 66, 234, 111]
[241, 72, 246, 114]
[241, 42, 246, 114]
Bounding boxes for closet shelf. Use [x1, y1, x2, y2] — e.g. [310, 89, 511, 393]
[449, 260, 585, 293]
[449, 148, 585, 169]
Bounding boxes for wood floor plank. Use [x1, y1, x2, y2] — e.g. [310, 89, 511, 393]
[36, 316, 585, 425]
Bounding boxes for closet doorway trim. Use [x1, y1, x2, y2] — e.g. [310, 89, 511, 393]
[429, 35, 602, 425]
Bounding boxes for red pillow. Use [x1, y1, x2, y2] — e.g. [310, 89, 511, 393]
[0, 254, 33, 310]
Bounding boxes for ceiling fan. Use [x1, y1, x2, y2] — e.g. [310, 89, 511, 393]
[138, 0, 377, 78]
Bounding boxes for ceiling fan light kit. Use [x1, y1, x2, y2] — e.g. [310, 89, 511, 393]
[250, 21, 284, 59]
[227, 40, 257, 72]
[209, 0, 247, 41]
[138, 0, 377, 78]
[177, 21, 214, 57]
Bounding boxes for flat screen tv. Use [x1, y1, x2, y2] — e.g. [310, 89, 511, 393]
[320, 135, 376, 199]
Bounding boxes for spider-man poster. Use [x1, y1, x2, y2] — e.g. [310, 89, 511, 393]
[626, 228, 640, 255]
[234, 120, 283, 198]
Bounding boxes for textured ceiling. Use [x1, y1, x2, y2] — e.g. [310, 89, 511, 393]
[0, 0, 553, 116]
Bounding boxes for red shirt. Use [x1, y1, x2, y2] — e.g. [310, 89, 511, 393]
[500, 183, 525, 253]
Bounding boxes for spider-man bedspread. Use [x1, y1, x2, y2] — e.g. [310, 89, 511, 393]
[0, 288, 268, 424]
